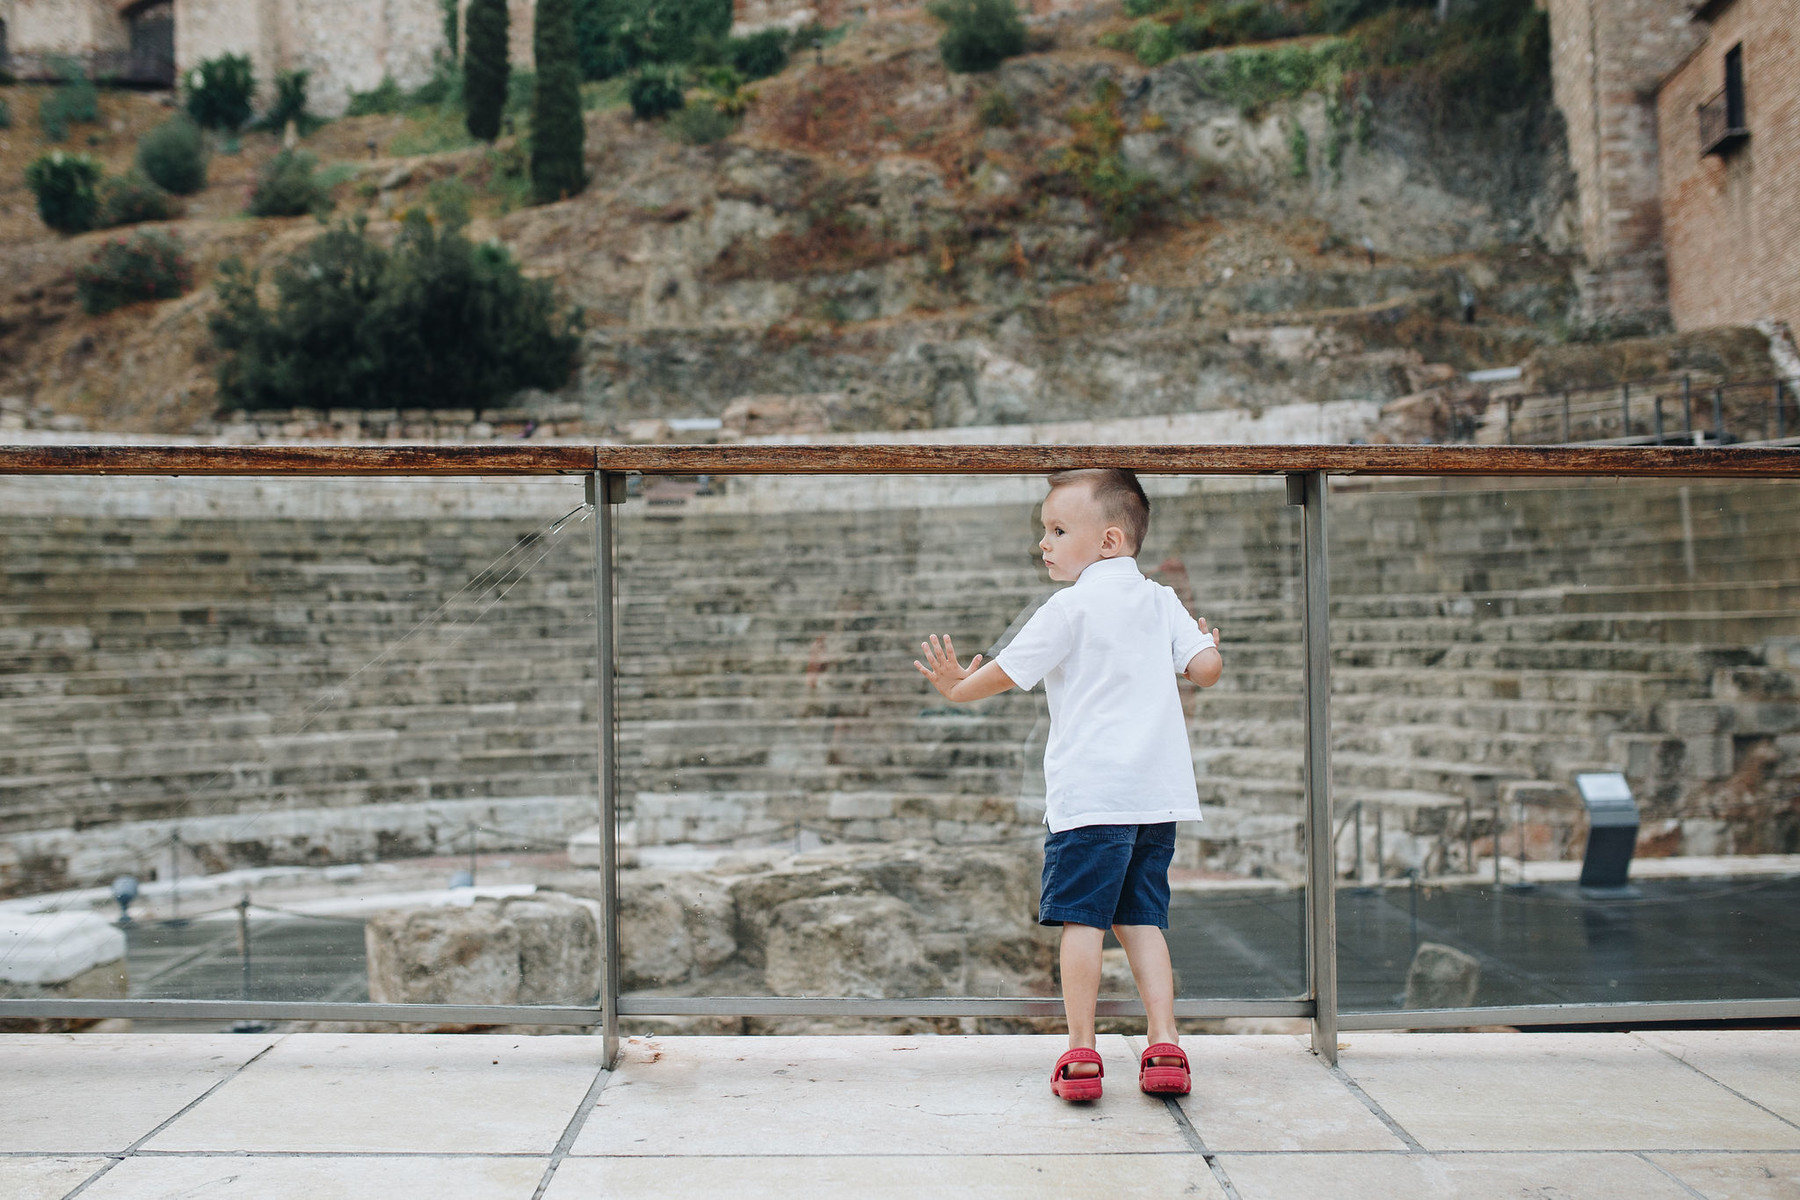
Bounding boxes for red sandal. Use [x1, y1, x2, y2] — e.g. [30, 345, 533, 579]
[1140, 1043, 1191, 1095]
[1050, 1047, 1104, 1101]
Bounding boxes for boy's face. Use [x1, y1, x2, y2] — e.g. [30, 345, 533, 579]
[1038, 481, 1129, 582]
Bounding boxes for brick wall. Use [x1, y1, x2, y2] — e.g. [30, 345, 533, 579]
[1545, 0, 1702, 328]
[1658, 0, 1800, 337]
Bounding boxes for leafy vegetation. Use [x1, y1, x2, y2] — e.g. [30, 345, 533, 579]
[464, 0, 510, 141]
[531, 0, 588, 203]
[667, 102, 737, 145]
[1060, 80, 1163, 236]
[37, 59, 101, 143]
[246, 150, 334, 218]
[346, 75, 407, 117]
[728, 30, 790, 80]
[24, 152, 102, 233]
[136, 115, 208, 195]
[209, 213, 581, 412]
[977, 88, 1019, 128]
[929, 0, 1027, 74]
[260, 70, 322, 135]
[76, 231, 193, 315]
[628, 69, 686, 119]
[98, 173, 179, 227]
[186, 54, 256, 131]
[574, 0, 733, 79]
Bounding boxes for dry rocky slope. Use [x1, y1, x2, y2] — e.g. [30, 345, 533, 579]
[7, 3, 1759, 438]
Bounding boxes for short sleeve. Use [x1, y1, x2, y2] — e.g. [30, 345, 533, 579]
[1164, 587, 1215, 672]
[994, 599, 1073, 691]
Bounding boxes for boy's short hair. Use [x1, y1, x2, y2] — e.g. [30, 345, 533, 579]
[1047, 468, 1150, 555]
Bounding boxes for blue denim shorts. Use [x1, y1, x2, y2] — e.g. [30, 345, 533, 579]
[1038, 822, 1177, 929]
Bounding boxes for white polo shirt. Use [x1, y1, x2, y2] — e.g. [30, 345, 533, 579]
[995, 557, 1214, 833]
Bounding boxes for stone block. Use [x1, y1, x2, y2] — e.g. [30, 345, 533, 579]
[364, 892, 599, 1007]
[826, 792, 893, 820]
[1404, 941, 1481, 1009]
[764, 894, 943, 998]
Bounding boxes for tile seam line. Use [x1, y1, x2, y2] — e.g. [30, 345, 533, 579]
[59, 1036, 283, 1200]
[1327, 1063, 1427, 1152]
[1123, 1033, 1245, 1200]
[1636, 1150, 1712, 1200]
[1633, 1033, 1800, 1134]
[531, 1055, 616, 1200]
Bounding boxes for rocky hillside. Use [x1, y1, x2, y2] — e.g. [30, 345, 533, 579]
[0, 1, 1744, 439]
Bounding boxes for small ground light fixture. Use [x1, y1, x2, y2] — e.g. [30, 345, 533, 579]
[111, 875, 139, 924]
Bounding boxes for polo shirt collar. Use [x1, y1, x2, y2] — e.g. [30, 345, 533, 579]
[1075, 556, 1141, 583]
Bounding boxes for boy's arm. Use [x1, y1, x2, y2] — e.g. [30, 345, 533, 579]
[1183, 616, 1224, 688]
[915, 634, 1017, 703]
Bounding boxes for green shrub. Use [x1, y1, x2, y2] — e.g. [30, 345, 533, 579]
[24, 152, 102, 233]
[531, 0, 588, 203]
[727, 29, 789, 79]
[575, 0, 733, 79]
[98, 173, 179, 227]
[1061, 80, 1162, 235]
[628, 69, 685, 119]
[1287, 120, 1310, 177]
[465, 0, 511, 140]
[929, 0, 1027, 73]
[1124, 18, 1179, 66]
[76, 231, 193, 315]
[976, 88, 1018, 128]
[37, 59, 101, 143]
[0, 98, 12, 129]
[666, 102, 736, 145]
[1122, 0, 1165, 15]
[209, 213, 581, 411]
[1174, 38, 1358, 114]
[426, 177, 476, 229]
[186, 54, 256, 131]
[261, 69, 321, 134]
[136, 115, 208, 195]
[246, 149, 333, 218]
[345, 75, 405, 116]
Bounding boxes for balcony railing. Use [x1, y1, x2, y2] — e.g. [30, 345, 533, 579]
[1699, 87, 1749, 156]
[0, 443, 1797, 1067]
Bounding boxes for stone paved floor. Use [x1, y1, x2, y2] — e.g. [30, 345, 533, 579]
[3, 1030, 1799, 1198]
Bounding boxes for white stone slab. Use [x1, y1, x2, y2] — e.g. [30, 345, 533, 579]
[543, 1154, 1225, 1199]
[0, 1157, 107, 1200]
[1219, 1151, 1698, 1200]
[1336, 1033, 1800, 1152]
[0, 912, 124, 984]
[144, 1034, 605, 1154]
[79, 1155, 547, 1199]
[568, 1035, 1193, 1157]
[1162, 1034, 1408, 1152]
[1647, 1151, 1800, 1200]
[1635, 1031, 1800, 1127]
[0, 1034, 279, 1153]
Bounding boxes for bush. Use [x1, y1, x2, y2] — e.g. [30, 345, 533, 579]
[531, 0, 588, 203]
[465, 0, 511, 141]
[76, 231, 193, 315]
[928, 0, 1026, 74]
[136, 115, 208, 195]
[0, 99, 11, 130]
[345, 75, 405, 116]
[1061, 80, 1163, 235]
[98, 173, 179, 227]
[666, 103, 736, 145]
[261, 69, 320, 134]
[24, 152, 102, 233]
[576, 0, 733, 79]
[186, 53, 256, 131]
[37, 59, 101, 143]
[209, 213, 581, 411]
[246, 149, 333, 218]
[976, 88, 1018, 128]
[628, 69, 685, 119]
[727, 29, 789, 80]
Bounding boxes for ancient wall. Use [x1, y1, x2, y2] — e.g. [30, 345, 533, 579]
[5, 0, 128, 70]
[1545, 0, 1702, 329]
[1658, 0, 1800, 337]
[454, 0, 536, 73]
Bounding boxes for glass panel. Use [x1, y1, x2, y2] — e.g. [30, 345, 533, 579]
[613, 472, 1306, 1032]
[1330, 476, 1800, 1015]
[0, 473, 595, 1030]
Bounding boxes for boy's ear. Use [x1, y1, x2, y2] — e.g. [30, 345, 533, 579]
[1100, 525, 1127, 556]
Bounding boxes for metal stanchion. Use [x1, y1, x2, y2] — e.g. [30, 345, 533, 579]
[589, 471, 625, 1067]
[1290, 471, 1337, 1064]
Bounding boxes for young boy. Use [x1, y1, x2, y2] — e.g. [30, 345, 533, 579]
[914, 468, 1222, 1101]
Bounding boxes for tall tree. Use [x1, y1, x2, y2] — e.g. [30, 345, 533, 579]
[464, 0, 510, 142]
[531, 0, 586, 203]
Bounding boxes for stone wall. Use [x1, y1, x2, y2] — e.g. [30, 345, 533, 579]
[4, 0, 129, 71]
[1658, 0, 1800, 338]
[1545, 0, 1702, 329]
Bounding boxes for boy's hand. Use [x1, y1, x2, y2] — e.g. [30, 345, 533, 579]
[1186, 616, 1224, 688]
[915, 634, 982, 700]
[1197, 616, 1224, 650]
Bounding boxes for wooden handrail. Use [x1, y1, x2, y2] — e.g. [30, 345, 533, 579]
[0, 443, 1797, 477]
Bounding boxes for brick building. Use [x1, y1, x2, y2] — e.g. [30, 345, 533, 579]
[1657, 0, 1799, 337]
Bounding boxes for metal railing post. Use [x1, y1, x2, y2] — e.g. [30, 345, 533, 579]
[1561, 391, 1571, 443]
[1715, 387, 1726, 442]
[1620, 382, 1631, 439]
[1683, 374, 1693, 438]
[589, 471, 625, 1066]
[1290, 471, 1338, 1063]
[1654, 393, 1664, 444]
[1777, 380, 1786, 441]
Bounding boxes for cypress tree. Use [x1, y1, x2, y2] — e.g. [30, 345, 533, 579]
[464, 0, 510, 142]
[530, 0, 586, 203]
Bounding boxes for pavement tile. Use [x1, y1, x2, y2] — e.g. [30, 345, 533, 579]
[1337, 1033, 1800, 1152]
[143, 1034, 605, 1155]
[0, 1157, 108, 1199]
[1220, 1151, 1699, 1199]
[0, 1034, 278, 1153]
[1635, 1032, 1800, 1127]
[79, 1155, 547, 1199]
[1169, 1034, 1408, 1152]
[1647, 1152, 1800, 1200]
[568, 1035, 1193, 1157]
[542, 1153, 1225, 1199]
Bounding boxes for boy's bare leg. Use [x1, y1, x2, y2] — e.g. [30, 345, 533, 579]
[1059, 923, 1106, 1077]
[1113, 924, 1182, 1065]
